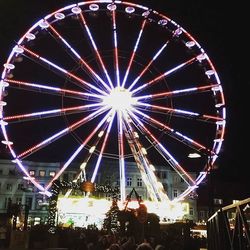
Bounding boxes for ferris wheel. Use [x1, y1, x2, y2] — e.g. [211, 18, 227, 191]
[0, 1, 226, 203]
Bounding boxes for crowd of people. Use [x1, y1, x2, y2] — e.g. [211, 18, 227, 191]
[0, 224, 7, 249]
[29, 225, 206, 250]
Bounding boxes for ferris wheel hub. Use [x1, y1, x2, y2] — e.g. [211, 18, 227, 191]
[103, 86, 137, 111]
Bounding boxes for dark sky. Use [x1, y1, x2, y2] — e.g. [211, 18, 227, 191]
[0, 1, 248, 189]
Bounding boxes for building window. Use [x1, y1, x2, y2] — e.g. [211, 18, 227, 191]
[4, 197, 11, 209]
[18, 183, 24, 190]
[214, 198, 223, 205]
[34, 217, 41, 226]
[156, 171, 160, 178]
[16, 197, 22, 204]
[25, 197, 33, 209]
[9, 169, 15, 175]
[49, 171, 56, 177]
[137, 178, 142, 187]
[162, 171, 167, 179]
[26, 183, 34, 192]
[6, 183, 12, 191]
[173, 189, 178, 197]
[206, 211, 210, 218]
[39, 170, 46, 177]
[174, 176, 179, 183]
[0, 169, 3, 175]
[127, 177, 132, 187]
[190, 207, 194, 215]
[199, 210, 205, 219]
[29, 170, 35, 176]
[36, 199, 41, 210]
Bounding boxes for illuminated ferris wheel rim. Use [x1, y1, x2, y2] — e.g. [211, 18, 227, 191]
[0, 0, 226, 202]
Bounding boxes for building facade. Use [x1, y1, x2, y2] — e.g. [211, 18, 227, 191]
[0, 158, 198, 226]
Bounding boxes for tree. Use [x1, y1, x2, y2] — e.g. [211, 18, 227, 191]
[103, 198, 120, 234]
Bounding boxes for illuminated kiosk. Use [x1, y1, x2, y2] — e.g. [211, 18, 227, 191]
[53, 184, 190, 229]
[1, 0, 226, 226]
[56, 196, 111, 228]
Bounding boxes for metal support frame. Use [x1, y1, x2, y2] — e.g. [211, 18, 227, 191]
[207, 197, 250, 250]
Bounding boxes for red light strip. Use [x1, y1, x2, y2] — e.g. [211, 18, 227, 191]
[132, 56, 198, 94]
[79, 12, 114, 89]
[21, 46, 108, 96]
[122, 19, 147, 88]
[5, 78, 103, 100]
[17, 106, 108, 159]
[48, 24, 111, 93]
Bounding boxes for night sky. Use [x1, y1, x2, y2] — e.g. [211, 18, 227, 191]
[0, 1, 248, 194]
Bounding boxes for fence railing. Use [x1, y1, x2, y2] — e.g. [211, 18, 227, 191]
[207, 197, 250, 250]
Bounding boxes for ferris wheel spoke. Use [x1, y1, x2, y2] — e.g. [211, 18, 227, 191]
[111, 8, 120, 88]
[135, 83, 221, 101]
[91, 111, 116, 183]
[5, 79, 104, 101]
[121, 19, 147, 88]
[128, 109, 197, 185]
[78, 11, 114, 89]
[123, 113, 169, 202]
[70, 111, 116, 188]
[45, 108, 114, 190]
[4, 103, 102, 123]
[132, 55, 199, 95]
[45, 22, 112, 93]
[117, 110, 126, 202]
[17, 106, 109, 159]
[132, 107, 215, 157]
[70, 119, 112, 190]
[136, 102, 224, 124]
[128, 40, 170, 92]
[123, 127, 160, 202]
[20, 46, 108, 96]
